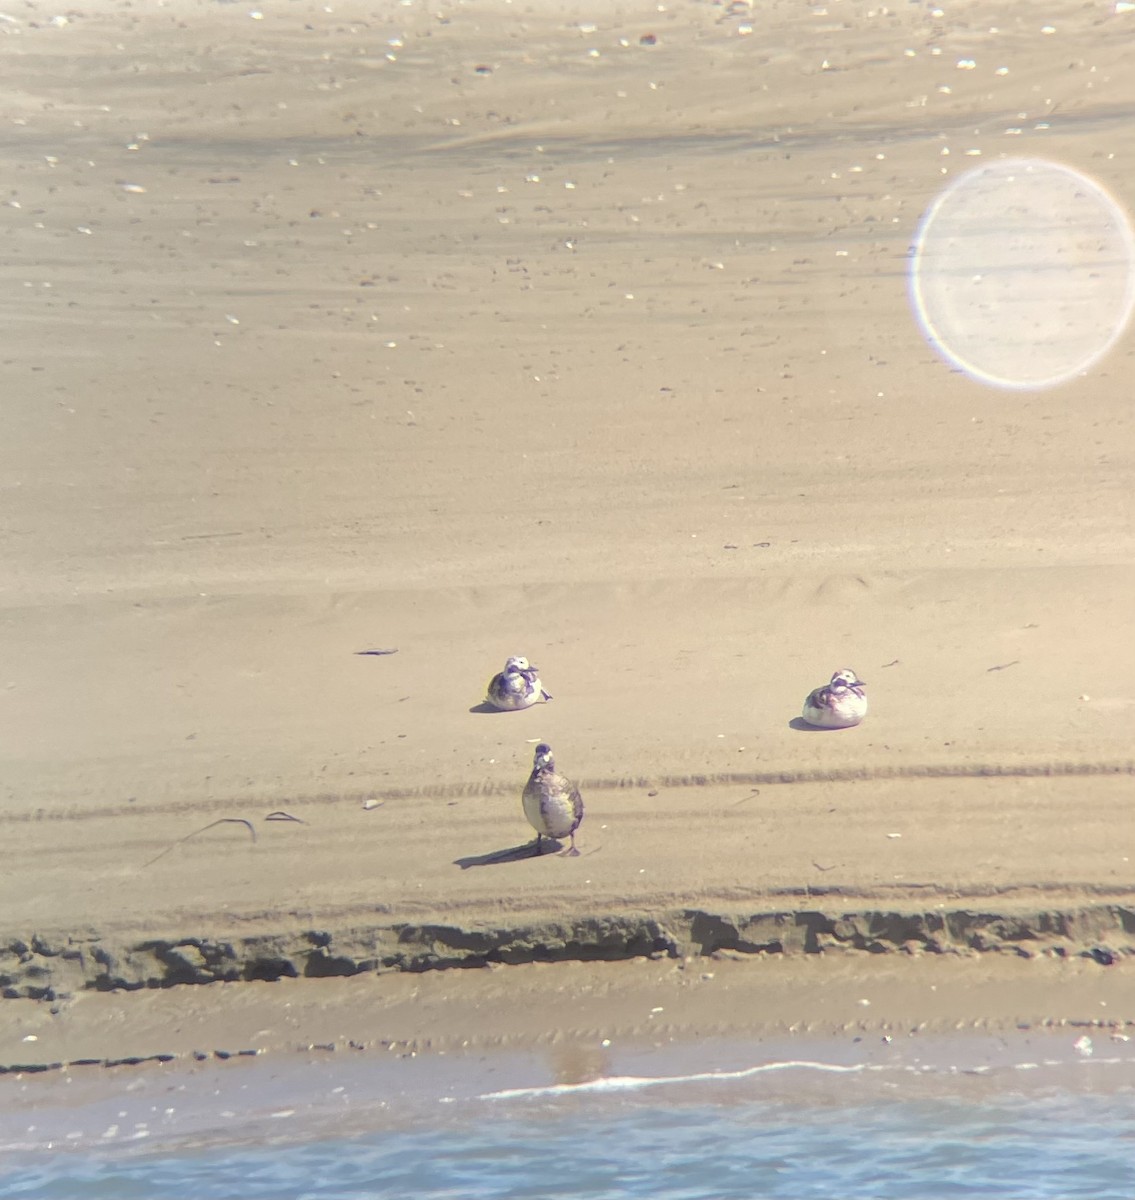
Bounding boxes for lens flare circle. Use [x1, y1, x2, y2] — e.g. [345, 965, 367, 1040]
[910, 158, 1135, 390]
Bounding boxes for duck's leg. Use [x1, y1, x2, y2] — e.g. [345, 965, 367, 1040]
[532, 834, 544, 856]
[561, 832, 580, 858]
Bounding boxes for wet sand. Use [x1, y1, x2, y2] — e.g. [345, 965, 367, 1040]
[1, 0, 1134, 1070]
[4, 955, 1135, 1156]
[3, 954, 1134, 1073]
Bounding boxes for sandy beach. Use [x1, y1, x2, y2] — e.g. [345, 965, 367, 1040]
[2, 0, 1134, 1073]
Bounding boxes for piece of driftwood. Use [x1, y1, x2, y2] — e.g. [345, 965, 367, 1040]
[141, 818, 257, 869]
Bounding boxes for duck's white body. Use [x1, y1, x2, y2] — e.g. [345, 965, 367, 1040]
[522, 743, 584, 856]
[485, 656, 552, 711]
[802, 669, 867, 729]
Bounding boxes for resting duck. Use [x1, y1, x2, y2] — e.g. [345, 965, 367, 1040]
[802, 669, 867, 729]
[485, 656, 552, 711]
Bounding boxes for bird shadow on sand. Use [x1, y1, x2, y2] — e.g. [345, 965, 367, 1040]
[468, 702, 508, 714]
[454, 841, 547, 869]
[789, 717, 829, 732]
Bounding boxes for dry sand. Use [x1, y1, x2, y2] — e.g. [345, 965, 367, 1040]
[2, 0, 1135, 1073]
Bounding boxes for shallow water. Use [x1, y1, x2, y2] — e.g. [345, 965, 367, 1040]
[3, 1038, 1134, 1200]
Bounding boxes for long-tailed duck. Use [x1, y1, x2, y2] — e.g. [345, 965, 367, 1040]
[802, 668, 867, 729]
[522, 742, 584, 856]
[485, 656, 552, 711]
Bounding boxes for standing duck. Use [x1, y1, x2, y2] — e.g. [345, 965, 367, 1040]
[522, 743, 584, 856]
[801, 669, 867, 729]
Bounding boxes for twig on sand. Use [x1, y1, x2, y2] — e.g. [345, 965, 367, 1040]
[730, 788, 761, 807]
[265, 810, 306, 824]
[355, 648, 398, 656]
[986, 660, 1020, 672]
[141, 818, 257, 869]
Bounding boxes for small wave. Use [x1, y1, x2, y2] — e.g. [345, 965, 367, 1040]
[481, 1058, 867, 1100]
[481, 1049, 1135, 1102]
